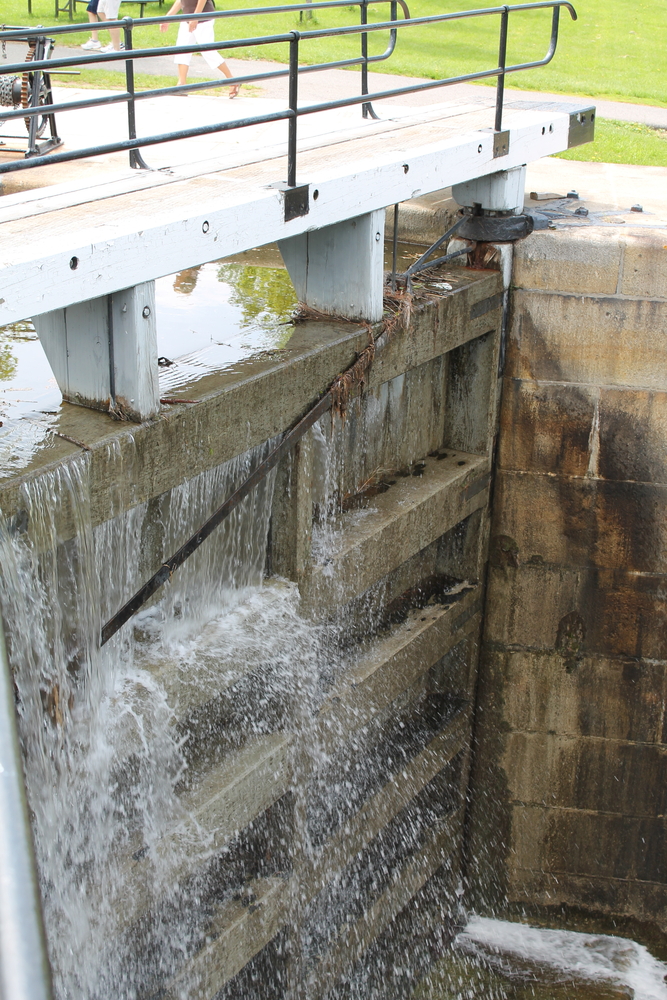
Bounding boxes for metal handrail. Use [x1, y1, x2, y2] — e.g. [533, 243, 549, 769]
[0, 614, 54, 1000]
[0, 0, 577, 179]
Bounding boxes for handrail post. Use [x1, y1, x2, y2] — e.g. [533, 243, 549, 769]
[287, 31, 299, 187]
[26, 36, 45, 157]
[0, 613, 54, 1000]
[123, 17, 150, 169]
[495, 4, 509, 132]
[361, 0, 380, 119]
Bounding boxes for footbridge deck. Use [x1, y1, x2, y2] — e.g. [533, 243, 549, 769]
[0, 94, 591, 324]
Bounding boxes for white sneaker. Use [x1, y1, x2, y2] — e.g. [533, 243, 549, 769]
[80, 38, 101, 49]
[100, 42, 125, 52]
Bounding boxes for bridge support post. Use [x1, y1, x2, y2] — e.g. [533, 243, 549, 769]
[278, 209, 385, 322]
[452, 165, 526, 215]
[33, 282, 159, 422]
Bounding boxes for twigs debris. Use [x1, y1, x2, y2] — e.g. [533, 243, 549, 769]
[330, 338, 376, 418]
[53, 431, 91, 452]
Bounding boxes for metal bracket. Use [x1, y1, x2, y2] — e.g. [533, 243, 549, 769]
[458, 213, 534, 242]
[493, 130, 510, 158]
[568, 107, 595, 148]
[282, 184, 310, 222]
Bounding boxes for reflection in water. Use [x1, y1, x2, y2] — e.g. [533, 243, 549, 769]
[0, 322, 62, 477]
[0, 340, 17, 384]
[155, 261, 298, 394]
[216, 263, 298, 332]
[0, 261, 298, 478]
[173, 267, 201, 295]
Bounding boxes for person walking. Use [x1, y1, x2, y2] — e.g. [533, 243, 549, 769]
[80, 0, 101, 50]
[98, 0, 125, 53]
[159, 0, 239, 97]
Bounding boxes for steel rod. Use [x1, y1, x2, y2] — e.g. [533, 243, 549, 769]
[123, 21, 151, 170]
[495, 5, 509, 132]
[0, 615, 54, 1000]
[101, 388, 335, 645]
[391, 203, 399, 290]
[0, 2, 576, 75]
[0, 0, 572, 43]
[288, 32, 299, 187]
[0, 1, 577, 176]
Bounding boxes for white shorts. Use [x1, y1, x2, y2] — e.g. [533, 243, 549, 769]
[98, 0, 122, 16]
[174, 19, 223, 70]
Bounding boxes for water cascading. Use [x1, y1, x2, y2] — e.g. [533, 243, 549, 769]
[0, 435, 327, 999]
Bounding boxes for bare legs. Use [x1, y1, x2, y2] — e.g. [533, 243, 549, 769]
[218, 61, 240, 98]
[176, 60, 240, 97]
[98, 12, 122, 51]
[87, 11, 99, 42]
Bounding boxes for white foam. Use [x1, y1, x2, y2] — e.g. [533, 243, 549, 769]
[456, 916, 667, 1000]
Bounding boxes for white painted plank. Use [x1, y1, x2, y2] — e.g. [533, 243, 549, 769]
[279, 209, 385, 321]
[110, 282, 159, 421]
[0, 105, 583, 325]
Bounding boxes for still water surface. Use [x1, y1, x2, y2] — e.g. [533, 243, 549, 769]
[0, 259, 298, 477]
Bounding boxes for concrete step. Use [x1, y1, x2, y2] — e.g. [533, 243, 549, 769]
[315, 585, 481, 754]
[157, 713, 468, 1000]
[309, 807, 464, 994]
[306, 711, 470, 902]
[303, 452, 490, 612]
[163, 875, 291, 1000]
[118, 732, 293, 935]
[122, 583, 477, 911]
[129, 581, 299, 764]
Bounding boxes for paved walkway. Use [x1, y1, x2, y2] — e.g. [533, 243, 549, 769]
[4, 40, 667, 127]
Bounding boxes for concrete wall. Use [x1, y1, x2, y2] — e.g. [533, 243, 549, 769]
[469, 225, 667, 936]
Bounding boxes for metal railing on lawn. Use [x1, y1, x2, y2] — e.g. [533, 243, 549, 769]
[0, 0, 576, 182]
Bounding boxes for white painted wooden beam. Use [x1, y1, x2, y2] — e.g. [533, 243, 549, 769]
[452, 165, 527, 213]
[278, 210, 384, 322]
[110, 283, 159, 422]
[32, 281, 159, 422]
[0, 105, 591, 326]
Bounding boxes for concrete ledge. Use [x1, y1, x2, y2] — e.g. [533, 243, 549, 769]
[303, 453, 490, 612]
[368, 271, 502, 389]
[120, 733, 293, 934]
[0, 274, 499, 539]
[316, 590, 481, 753]
[308, 713, 469, 903]
[167, 712, 470, 1000]
[165, 875, 290, 1000]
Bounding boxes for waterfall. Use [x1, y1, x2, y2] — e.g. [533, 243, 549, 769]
[0, 437, 317, 1000]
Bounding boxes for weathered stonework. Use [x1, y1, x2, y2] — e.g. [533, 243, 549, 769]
[468, 226, 667, 935]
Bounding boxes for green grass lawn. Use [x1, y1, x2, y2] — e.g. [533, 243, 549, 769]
[556, 119, 667, 166]
[3, 0, 667, 106]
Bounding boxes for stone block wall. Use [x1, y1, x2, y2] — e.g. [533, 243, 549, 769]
[468, 226, 667, 935]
